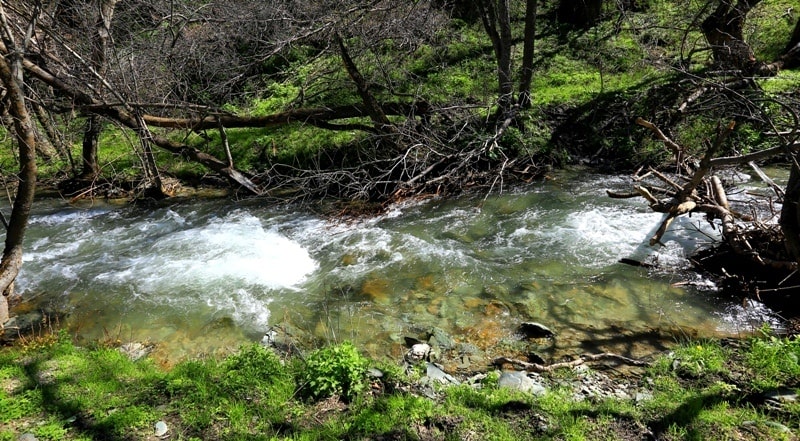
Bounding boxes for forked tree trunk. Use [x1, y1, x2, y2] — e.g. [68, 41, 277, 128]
[700, 0, 761, 72]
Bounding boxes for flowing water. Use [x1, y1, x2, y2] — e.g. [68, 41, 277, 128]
[13, 170, 777, 365]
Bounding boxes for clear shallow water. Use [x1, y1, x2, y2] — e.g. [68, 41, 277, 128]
[14, 172, 777, 364]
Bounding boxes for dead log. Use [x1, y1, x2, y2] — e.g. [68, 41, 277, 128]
[494, 353, 649, 373]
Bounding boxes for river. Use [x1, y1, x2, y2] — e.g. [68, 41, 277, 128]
[12, 170, 777, 366]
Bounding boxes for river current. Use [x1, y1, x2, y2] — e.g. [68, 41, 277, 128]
[13, 171, 777, 365]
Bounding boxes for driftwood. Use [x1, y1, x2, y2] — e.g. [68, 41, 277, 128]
[494, 353, 649, 373]
[613, 118, 798, 272]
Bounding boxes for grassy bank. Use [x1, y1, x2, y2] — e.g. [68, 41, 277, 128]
[1, 329, 799, 440]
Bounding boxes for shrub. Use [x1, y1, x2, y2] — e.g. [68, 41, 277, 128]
[301, 342, 369, 401]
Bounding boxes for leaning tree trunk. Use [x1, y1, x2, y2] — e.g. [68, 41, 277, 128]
[0, 52, 37, 325]
[779, 18, 800, 69]
[780, 157, 800, 263]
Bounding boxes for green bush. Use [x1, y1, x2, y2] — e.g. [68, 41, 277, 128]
[301, 342, 370, 401]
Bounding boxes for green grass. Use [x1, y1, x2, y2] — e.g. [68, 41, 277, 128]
[2, 330, 799, 440]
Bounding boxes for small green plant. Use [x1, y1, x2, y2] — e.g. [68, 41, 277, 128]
[745, 332, 800, 390]
[671, 341, 728, 378]
[301, 341, 370, 401]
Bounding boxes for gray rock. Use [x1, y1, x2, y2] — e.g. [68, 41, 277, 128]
[367, 368, 384, 378]
[456, 343, 482, 356]
[763, 388, 798, 403]
[18, 434, 38, 441]
[518, 322, 555, 339]
[424, 362, 460, 385]
[498, 370, 546, 395]
[429, 327, 455, 350]
[154, 420, 169, 437]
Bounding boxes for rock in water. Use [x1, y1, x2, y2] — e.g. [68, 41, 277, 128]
[518, 322, 555, 339]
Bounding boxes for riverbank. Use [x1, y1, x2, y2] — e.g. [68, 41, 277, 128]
[1, 328, 799, 440]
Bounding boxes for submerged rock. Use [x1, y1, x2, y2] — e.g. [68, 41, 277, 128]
[118, 342, 153, 361]
[518, 322, 555, 339]
[428, 327, 456, 350]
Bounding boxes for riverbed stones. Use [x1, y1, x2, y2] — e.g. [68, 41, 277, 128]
[498, 370, 546, 395]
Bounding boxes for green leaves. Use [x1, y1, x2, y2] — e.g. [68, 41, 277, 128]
[301, 342, 370, 401]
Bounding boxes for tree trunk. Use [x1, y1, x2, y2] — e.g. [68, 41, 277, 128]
[518, 0, 538, 108]
[557, 0, 604, 29]
[779, 18, 800, 69]
[80, 0, 119, 180]
[476, 0, 513, 114]
[0, 49, 37, 326]
[80, 114, 101, 178]
[335, 33, 399, 150]
[700, 0, 761, 72]
[780, 157, 800, 262]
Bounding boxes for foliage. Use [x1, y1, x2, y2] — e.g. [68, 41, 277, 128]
[745, 331, 800, 391]
[2, 333, 800, 440]
[301, 341, 370, 401]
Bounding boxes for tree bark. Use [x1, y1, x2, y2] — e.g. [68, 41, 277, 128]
[780, 157, 800, 263]
[700, 0, 761, 72]
[80, 0, 119, 179]
[518, 0, 538, 108]
[477, 0, 513, 112]
[778, 18, 800, 69]
[335, 33, 397, 140]
[0, 44, 37, 326]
